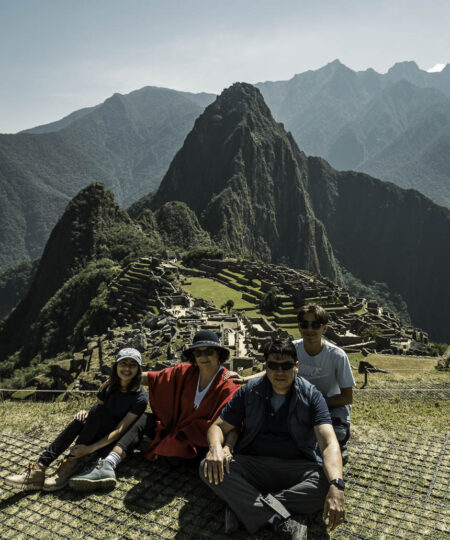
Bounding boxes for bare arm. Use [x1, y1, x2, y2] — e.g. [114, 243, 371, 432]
[225, 370, 265, 384]
[314, 423, 345, 530]
[325, 387, 353, 407]
[204, 417, 239, 485]
[70, 412, 139, 457]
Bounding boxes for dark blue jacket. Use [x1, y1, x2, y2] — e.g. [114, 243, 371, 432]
[234, 375, 327, 463]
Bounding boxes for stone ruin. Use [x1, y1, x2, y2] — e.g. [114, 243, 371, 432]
[11, 255, 438, 397]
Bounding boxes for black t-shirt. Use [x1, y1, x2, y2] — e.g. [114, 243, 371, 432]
[96, 386, 148, 423]
[221, 382, 331, 459]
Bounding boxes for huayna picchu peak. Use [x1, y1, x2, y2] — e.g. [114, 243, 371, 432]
[150, 83, 341, 282]
[142, 82, 449, 341]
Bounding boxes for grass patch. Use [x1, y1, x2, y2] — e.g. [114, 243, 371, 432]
[352, 397, 448, 438]
[0, 396, 96, 438]
[353, 354, 446, 387]
[181, 276, 255, 310]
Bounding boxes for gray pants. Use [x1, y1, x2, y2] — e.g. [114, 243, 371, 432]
[199, 455, 329, 534]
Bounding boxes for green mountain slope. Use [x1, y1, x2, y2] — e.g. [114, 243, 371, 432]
[147, 83, 450, 341]
[150, 83, 341, 281]
[0, 183, 161, 365]
[0, 87, 214, 272]
[256, 60, 450, 207]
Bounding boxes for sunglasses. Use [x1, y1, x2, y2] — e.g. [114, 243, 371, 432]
[299, 320, 322, 330]
[193, 348, 217, 358]
[266, 361, 296, 371]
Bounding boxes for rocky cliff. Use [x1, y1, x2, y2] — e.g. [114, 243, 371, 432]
[0, 183, 159, 364]
[150, 83, 341, 281]
[0, 87, 214, 271]
[148, 82, 450, 341]
[305, 158, 450, 341]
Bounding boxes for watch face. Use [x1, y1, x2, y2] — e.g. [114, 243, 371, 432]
[332, 479, 345, 490]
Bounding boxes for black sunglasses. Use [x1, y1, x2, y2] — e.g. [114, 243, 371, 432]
[266, 361, 296, 371]
[299, 320, 322, 330]
[193, 348, 217, 358]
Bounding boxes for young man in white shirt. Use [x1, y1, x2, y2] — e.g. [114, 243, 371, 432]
[293, 304, 355, 463]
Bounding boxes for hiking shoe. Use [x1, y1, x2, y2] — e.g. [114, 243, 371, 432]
[4, 463, 45, 490]
[224, 505, 239, 534]
[273, 516, 308, 540]
[341, 445, 349, 466]
[69, 459, 116, 491]
[43, 457, 80, 492]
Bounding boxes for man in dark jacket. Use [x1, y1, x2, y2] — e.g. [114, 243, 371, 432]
[200, 339, 345, 539]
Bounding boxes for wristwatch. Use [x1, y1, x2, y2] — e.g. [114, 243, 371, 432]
[330, 478, 345, 490]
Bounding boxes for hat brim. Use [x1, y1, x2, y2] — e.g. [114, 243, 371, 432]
[115, 355, 142, 366]
[182, 341, 230, 361]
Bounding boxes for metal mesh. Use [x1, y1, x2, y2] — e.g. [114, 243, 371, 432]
[0, 429, 448, 539]
[354, 381, 450, 401]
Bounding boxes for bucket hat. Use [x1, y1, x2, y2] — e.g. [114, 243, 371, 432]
[182, 330, 230, 361]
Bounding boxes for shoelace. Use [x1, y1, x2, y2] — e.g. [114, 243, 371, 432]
[22, 463, 38, 487]
[79, 460, 100, 475]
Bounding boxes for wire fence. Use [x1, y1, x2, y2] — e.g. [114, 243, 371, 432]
[0, 428, 448, 539]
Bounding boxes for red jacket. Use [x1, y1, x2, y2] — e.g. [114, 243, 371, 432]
[145, 362, 240, 460]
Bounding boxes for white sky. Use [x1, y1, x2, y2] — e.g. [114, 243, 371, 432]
[1, 0, 449, 133]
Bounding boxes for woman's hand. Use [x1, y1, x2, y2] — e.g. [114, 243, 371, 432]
[224, 371, 244, 383]
[70, 444, 91, 458]
[74, 410, 88, 422]
[99, 379, 111, 391]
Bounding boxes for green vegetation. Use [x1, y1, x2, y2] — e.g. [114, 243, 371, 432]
[360, 326, 382, 340]
[428, 342, 448, 356]
[342, 270, 412, 325]
[182, 246, 224, 266]
[221, 299, 235, 313]
[0, 86, 213, 272]
[182, 277, 254, 310]
[259, 288, 281, 313]
[0, 257, 40, 319]
[154, 201, 212, 250]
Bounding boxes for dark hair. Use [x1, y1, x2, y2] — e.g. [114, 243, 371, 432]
[297, 303, 329, 325]
[110, 359, 142, 393]
[263, 339, 297, 361]
[187, 348, 229, 365]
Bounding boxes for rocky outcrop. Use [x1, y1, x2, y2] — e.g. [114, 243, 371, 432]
[305, 159, 450, 342]
[0, 183, 158, 364]
[150, 83, 341, 282]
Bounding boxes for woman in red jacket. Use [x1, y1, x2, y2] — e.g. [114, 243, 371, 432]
[69, 330, 240, 491]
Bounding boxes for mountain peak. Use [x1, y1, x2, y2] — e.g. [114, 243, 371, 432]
[213, 82, 272, 118]
[387, 61, 421, 75]
[151, 83, 340, 280]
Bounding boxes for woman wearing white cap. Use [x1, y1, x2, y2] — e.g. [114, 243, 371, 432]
[4, 348, 148, 492]
[69, 330, 240, 491]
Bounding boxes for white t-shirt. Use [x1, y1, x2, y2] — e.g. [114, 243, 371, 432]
[194, 366, 224, 409]
[293, 339, 355, 423]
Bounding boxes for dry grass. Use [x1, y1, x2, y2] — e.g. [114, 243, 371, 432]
[0, 353, 448, 539]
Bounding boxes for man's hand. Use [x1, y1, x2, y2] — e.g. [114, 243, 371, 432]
[203, 445, 229, 485]
[323, 485, 345, 530]
[74, 410, 88, 422]
[70, 444, 91, 458]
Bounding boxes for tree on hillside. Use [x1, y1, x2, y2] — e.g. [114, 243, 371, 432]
[361, 326, 382, 340]
[221, 299, 234, 313]
[259, 288, 281, 314]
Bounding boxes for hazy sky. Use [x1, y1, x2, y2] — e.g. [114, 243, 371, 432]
[1, 0, 449, 133]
